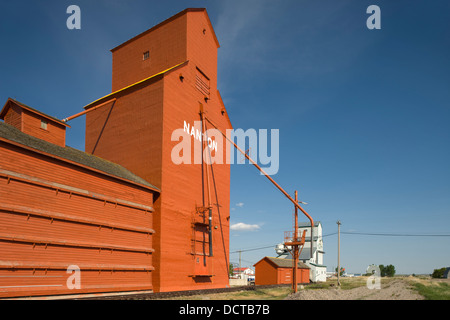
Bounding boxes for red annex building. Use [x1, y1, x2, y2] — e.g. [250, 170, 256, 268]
[0, 8, 232, 298]
[254, 257, 310, 286]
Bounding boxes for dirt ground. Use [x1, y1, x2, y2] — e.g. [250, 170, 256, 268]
[149, 276, 448, 300]
[285, 277, 424, 300]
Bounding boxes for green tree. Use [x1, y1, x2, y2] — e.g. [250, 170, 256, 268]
[385, 264, 396, 277]
[335, 267, 345, 276]
[379, 264, 395, 277]
[379, 264, 385, 276]
[229, 263, 234, 277]
[432, 267, 446, 278]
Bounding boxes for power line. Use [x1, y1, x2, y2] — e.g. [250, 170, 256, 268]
[341, 231, 450, 237]
[230, 231, 450, 254]
[322, 231, 450, 237]
[230, 244, 275, 254]
[230, 258, 255, 266]
[322, 232, 337, 237]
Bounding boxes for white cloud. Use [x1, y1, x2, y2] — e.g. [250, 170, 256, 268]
[230, 222, 260, 231]
[235, 202, 244, 208]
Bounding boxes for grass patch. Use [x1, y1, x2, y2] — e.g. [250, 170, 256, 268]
[412, 282, 450, 300]
[232, 289, 267, 297]
[306, 277, 368, 290]
[305, 276, 397, 291]
[231, 287, 291, 300]
[305, 282, 331, 290]
[340, 278, 369, 290]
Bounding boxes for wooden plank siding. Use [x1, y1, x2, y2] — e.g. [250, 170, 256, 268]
[0, 8, 232, 297]
[254, 257, 310, 286]
[0, 140, 156, 298]
[85, 9, 232, 293]
[21, 110, 66, 147]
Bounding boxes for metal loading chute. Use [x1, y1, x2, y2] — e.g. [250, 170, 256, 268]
[200, 105, 213, 257]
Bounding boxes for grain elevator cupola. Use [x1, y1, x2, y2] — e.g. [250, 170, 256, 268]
[110, 8, 220, 93]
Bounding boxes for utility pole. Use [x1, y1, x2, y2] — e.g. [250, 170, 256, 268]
[337, 220, 341, 287]
[239, 250, 242, 279]
[284, 190, 306, 294]
[293, 191, 299, 293]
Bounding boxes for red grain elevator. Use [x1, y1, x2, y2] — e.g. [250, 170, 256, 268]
[84, 8, 232, 292]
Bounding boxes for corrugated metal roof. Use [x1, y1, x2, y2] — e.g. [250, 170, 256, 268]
[0, 121, 159, 191]
[298, 221, 321, 227]
[277, 251, 313, 260]
[233, 267, 252, 271]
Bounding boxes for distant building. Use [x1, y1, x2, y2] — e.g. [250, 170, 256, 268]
[232, 267, 254, 279]
[444, 268, 450, 279]
[276, 221, 327, 282]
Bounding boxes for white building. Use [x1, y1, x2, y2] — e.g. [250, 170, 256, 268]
[232, 267, 254, 279]
[276, 221, 327, 282]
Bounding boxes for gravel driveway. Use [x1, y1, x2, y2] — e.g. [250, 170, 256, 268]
[285, 279, 424, 300]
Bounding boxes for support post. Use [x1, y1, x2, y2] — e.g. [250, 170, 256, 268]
[337, 220, 341, 287]
[293, 191, 299, 293]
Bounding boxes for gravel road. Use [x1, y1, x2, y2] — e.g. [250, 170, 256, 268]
[285, 279, 424, 300]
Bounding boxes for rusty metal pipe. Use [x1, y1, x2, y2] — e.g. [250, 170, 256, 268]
[204, 117, 314, 257]
[200, 107, 213, 257]
[62, 98, 116, 122]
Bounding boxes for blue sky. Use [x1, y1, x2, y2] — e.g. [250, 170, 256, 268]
[1, 0, 449, 275]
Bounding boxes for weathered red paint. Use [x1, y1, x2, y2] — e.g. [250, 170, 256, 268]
[254, 257, 310, 286]
[0, 99, 69, 147]
[85, 8, 232, 292]
[0, 8, 231, 298]
[0, 102, 157, 298]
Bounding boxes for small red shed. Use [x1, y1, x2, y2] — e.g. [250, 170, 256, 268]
[254, 257, 310, 286]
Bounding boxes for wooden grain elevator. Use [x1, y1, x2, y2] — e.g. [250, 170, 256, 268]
[0, 8, 232, 298]
[84, 8, 232, 293]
